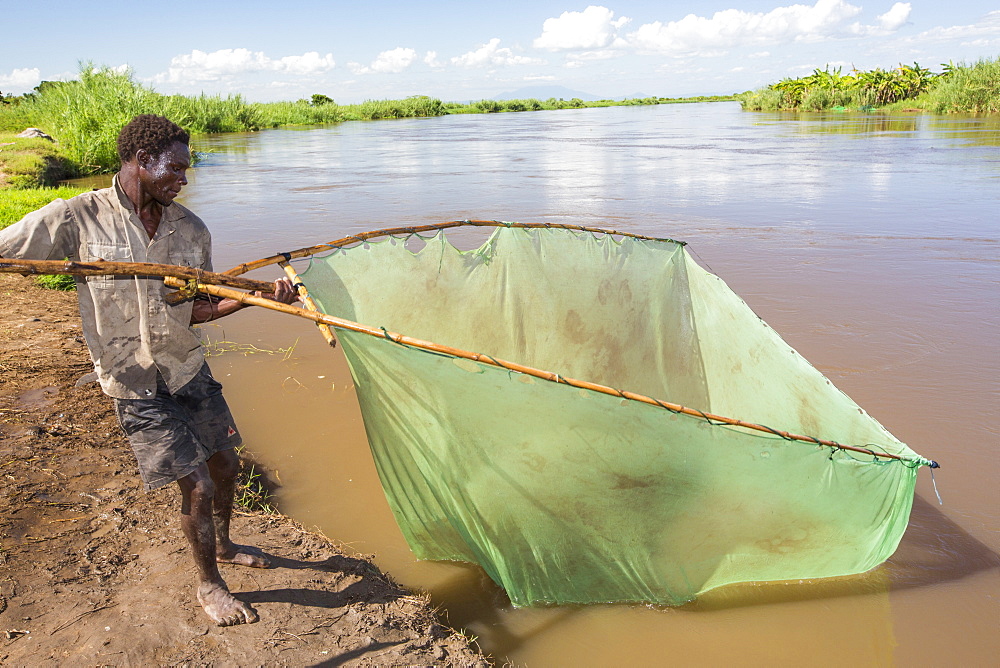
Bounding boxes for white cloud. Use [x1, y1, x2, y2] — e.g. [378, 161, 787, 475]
[961, 37, 1000, 48]
[371, 48, 418, 73]
[627, 0, 877, 56]
[897, 9, 1000, 44]
[534, 5, 630, 50]
[451, 39, 540, 68]
[571, 50, 621, 62]
[877, 3, 911, 32]
[424, 51, 443, 68]
[849, 1, 913, 36]
[0, 67, 41, 92]
[155, 49, 334, 83]
[349, 48, 418, 75]
[275, 52, 337, 75]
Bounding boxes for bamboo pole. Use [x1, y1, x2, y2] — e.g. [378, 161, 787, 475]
[223, 220, 686, 276]
[162, 276, 934, 468]
[0, 258, 275, 295]
[279, 260, 337, 347]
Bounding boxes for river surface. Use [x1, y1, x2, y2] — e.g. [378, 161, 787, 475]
[157, 103, 995, 665]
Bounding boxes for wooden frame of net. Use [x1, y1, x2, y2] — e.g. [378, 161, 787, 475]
[219, 221, 934, 468]
[0, 220, 937, 469]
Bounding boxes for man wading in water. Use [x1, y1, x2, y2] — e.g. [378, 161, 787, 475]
[0, 114, 298, 626]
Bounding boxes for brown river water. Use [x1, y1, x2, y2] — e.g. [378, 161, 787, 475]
[79, 103, 1000, 665]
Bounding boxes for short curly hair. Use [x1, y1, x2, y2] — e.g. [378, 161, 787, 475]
[116, 114, 190, 164]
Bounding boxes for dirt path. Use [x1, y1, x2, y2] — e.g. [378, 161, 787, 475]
[0, 273, 488, 667]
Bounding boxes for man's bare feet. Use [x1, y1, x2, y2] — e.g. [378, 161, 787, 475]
[216, 542, 271, 568]
[197, 581, 258, 626]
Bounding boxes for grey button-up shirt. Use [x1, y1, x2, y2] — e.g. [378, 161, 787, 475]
[0, 175, 213, 399]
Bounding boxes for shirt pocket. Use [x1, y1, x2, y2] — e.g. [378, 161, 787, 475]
[172, 251, 205, 269]
[81, 242, 132, 290]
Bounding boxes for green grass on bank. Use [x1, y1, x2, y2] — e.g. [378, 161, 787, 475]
[0, 185, 88, 229]
[884, 57, 1000, 114]
[741, 57, 1000, 113]
[443, 94, 736, 114]
[0, 132, 74, 188]
[0, 185, 88, 290]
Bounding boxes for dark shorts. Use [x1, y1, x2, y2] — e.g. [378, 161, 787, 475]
[114, 363, 242, 491]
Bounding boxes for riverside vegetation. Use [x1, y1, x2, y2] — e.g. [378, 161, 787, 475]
[2, 58, 994, 237]
[0, 65, 734, 182]
[740, 57, 999, 113]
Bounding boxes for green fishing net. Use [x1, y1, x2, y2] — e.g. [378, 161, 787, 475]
[300, 225, 929, 606]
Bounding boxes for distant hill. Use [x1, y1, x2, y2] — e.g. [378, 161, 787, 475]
[493, 85, 601, 102]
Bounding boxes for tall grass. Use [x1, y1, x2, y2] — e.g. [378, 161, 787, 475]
[166, 93, 264, 133]
[0, 65, 270, 173]
[255, 100, 345, 126]
[444, 94, 736, 114]
[0, 66, 451, 174]
[342, 96, 445, 120]
[0, 68, 162, 172]
[901, 58, 1000, 114]
[742, 59, 1000, 113]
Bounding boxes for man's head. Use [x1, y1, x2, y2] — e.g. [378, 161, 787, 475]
[117, 114, 189, 164]
[117, 115, 191, 207]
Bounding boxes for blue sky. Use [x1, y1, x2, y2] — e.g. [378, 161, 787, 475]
[1, 1, 998, 102]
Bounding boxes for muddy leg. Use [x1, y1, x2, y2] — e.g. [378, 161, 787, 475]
[207, 448, 270, 568]
[178, 466, 258, 626]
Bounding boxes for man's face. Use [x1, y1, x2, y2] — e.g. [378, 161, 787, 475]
[139, 141, 190, 206]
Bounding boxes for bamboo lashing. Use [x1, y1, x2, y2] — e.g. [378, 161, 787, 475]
[223, 220, 686, 277]
[0, 258, 275, 298]
[279, 260, 336, 347]
[161, 276, 935, 468]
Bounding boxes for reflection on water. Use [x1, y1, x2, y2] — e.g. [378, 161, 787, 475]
[752, 109, 1000, 146]
[761, 111, 920, 134]
[176, 103, 996, 665]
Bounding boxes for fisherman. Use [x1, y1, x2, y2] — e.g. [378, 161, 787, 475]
[0, 114, 297, 626]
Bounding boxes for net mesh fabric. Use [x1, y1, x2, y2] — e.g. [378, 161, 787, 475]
[301, 226, 921, 606]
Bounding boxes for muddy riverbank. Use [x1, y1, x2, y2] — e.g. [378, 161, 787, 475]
[0, 273, 488, 666]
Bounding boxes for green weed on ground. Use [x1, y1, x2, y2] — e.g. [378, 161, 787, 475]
[0, 185, 88, 229]
[1, 185, 88, 290]
[235, 446, 277, 514]
[33, 274, 76, 290]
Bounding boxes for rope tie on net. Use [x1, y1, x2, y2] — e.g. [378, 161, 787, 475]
[650, 397, 682, 415]
[278, 254, 337, 347]
[175, 269, 206, 301]
[482, 354, 503, 368]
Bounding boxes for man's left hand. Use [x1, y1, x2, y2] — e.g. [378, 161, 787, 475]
[257, 277, 300, 305]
